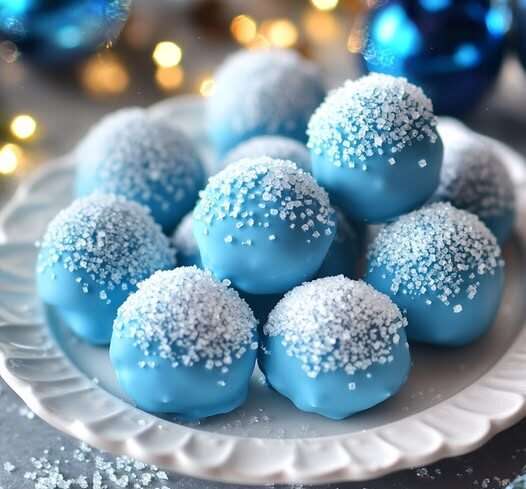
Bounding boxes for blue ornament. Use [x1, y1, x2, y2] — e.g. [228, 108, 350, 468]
[514, 0, 526, 69]
[0, 0, 131, 63]
[363, 0, 510, 116]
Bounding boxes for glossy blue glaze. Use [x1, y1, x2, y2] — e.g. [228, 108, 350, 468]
[366, 265, 505, 346]
[259, 333, 411, 420]
[312, 139, 443, 223]
[110, 335, 257, 418]
[484, 212, 515, 245]
[363, 0, 510, 115]
[0, 0, 130, 64]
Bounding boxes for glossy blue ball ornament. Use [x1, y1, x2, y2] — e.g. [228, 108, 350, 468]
[363, 0, 510, 116]
[0, 0, 131, 64]
[366, 203, 505, 347]
[110, 267, 258, 418]
[260, 277, 411, 420]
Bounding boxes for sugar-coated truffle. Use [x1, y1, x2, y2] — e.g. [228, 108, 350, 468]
[75, 108, 206, 234]
[316, 208, 365, 279]
[172, 212, 202, 268]
[222, 136, 311, 173]
[110, 267, 258, 418]
[308, 74, 443, 223]
[37, 195, 176, 345]
[207, 49, 325, 156]
[260, 276, 410, 419]
[366, 203, 504, 347]
[434, 119, 515, 244]
[193, 157, 336, 294]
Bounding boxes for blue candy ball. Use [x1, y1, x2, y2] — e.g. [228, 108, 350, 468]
[193, 157, 336, 294]
[75, 108, 206, 235]
[308, 74, 443, 223]
[222, 136, 312, 173]
[0, 0, 130, 64]
[434, 119, 515, 244]
[171, 212, 202, 268]
[260, 276, 411, 420]
[110, 267, 258, 418]
[207, 49, 326, 156]
[366, 202, 504, 347]
[36, 194, 176, 345]
[362, 0, 510, 116]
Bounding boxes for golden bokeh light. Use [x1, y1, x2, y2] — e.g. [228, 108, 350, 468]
[230, 15, 258, 45]
[303, 9, 342, 43]
[260, 19, 299, 48]
[199, 77, 216, 97]
[153, 41, 183, 68]
[248, 33, 272, 50]
[81, 54, 130, 96]
[310, 0, 339, 11]
[347, 29, 364, 53]
[155, 66, 185, 91]
[0, 144, 23, 175]
[10, 114, 37, 140]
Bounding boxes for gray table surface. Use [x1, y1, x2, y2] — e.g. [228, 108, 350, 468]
[1, 1, 526, 488]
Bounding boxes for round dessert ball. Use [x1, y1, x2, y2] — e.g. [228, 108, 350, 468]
[222, 136, 311, 173]
[434, 119, 515, 244]
[172, 212, 202, 268]
[316, 208, 365, 279]
[193, 157, 336, 294]
[75, 108, 206, 234]
[207, 49, 326, 156]
[366, 203, 504, 347]
[308, 73, 444, 223]
[260, 276, 410, 420]
[110, 267, 258, 418]
[36, 195, 176, 345]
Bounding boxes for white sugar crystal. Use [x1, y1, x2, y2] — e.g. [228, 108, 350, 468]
[224, 235, 233, 243]
[265, 277, 406, 379]
[453, 304, 463, 314]
[3, 462, 15, 473]
[418, 159, 427, 168]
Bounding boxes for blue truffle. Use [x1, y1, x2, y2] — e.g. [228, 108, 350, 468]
[75, 108, 206, 234]
[193, 157, 336, 294]
[434, 119, 515, 244]
[110, 267, 259, 418]
[36, 195, 176, 345]
[260, 276, 411, 420]
[207, 49, 326, 156]
[308, 74, 443, 223]
[366, 203, 505, 347]
[222, 136, 311, 173]
[172, 212, 202, 268]
[316, 209, 365, 279]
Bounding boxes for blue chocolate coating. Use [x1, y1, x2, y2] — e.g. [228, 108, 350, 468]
[75, 108, 206, 234]
[207, 49, 325, 156]
[259, 334, 410, 420]
[193, 158, 336, 294]
[308, 74, 443, 223]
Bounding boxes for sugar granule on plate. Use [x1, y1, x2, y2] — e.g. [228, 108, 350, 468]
[37, 194, 175, 303]
[114, 267, 257, 369]
[368, 202, 503, 308]
[307, 73, 438, 167]
[194, 157, 335, 242]
[264, 276, 407, 379]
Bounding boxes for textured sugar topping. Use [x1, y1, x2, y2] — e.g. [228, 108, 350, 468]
[172, 212, 197, 256]
[368, 202, 503, 308]
[264, 276, 406, 379]
[77, 108, 204, 211]
[37, 194, 175, 303]
[436, 123, 515, 219]
[209, 49, 324, 136]
[224, 136, 312, 172]
[114, 267, 258, 370]
[194, 157, 335, 242]
[308, 73, 439, 168]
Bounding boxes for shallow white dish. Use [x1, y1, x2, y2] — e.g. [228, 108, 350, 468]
[0, 97, 526, 485]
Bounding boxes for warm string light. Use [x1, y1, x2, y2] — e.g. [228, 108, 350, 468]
[155, 66, 185, 91]
[0, 144, 23, 175]
[10, 114, 37, 141]
[153, 41, 183, 68]
[231, 14, 300, 49]
[230, 15, 258, 45]
[199, 77, 216, 97]
[81, 53, 129, 96]
[311, 0, 339, 11]
[303, 9, 342, 43]
[260, 19, 299, 48]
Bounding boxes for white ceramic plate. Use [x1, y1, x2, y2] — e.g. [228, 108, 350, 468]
[1, 97, 526, 485]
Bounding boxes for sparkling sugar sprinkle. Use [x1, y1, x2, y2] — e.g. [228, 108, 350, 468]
[37, 195, 175, 302]
[264, 276, 407, 379]
[114, 267, 258, 369]
[76, 108, 203, 212]
[436, 122, 515, 219]
[194, 157, 335, 241]
[307, 73, 439, 167]
[368, 202, 503, 308]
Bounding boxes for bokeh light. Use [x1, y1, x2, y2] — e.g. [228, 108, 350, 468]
[155, 66, 185, 91]
[199, 77, 216, 97]
[303, 9, 342, 43]
[0, 144, 23, 175]
[81, 53, 129, 96]
[311, 0, 339, 12]
[231, 15, 258, 45]
[260, 19, 299, 48]
[153, 41, 183, 68]
[10, 114, 37, 140]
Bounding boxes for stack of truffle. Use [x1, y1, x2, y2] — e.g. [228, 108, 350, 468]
[37, 48, 515, 421]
